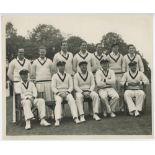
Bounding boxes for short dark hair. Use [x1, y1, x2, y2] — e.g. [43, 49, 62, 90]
[81, 41, 87, 45]
[61, 40, 68, 46]
[39, 45, 46, 50]
[57, 61, 66, 66]
[111, 43, 119, 48]
[79, 61, 88, 66]
[96, 43, 102, 48]
[128, 44, 134, 49]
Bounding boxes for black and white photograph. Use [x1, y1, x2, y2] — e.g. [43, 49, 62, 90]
[2, 14, 153, 139]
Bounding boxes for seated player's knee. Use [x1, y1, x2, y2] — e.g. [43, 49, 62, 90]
[124, 90, 131, 97]
[67, 94, 75, 103]
[37, 98, 45, 103]
[91, 91, 98, 97]
[137, 90, 145, 96]
[55, 96, 62, 104]
[76, 92, 83, 99]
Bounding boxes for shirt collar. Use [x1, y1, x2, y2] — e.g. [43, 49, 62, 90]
[79, 50, 88, 55]
[21, 80, 29, 85]
[111, 51, 119, 56]
[38, 57, 46, 61]
[58, 71, 66, 76]
[17, 57, 25, 61]
[95, 51, 103, 57]
[79, 70, 88, 75]
[60, 50, 68, 56]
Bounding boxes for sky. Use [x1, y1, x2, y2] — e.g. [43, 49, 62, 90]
[2, 14, 153, 67]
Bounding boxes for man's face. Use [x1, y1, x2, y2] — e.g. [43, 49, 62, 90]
[96, 44, 103, 54]
[18, 49, 24, 59]
[112, 45, 119, 53]
[130, 65, 137, 72]
[20, 74, 28, 82]
[80, 64, 87, 72]
[80, 42, 87, 51]
[128, 46, 136, 54]
[101, 63, 109, 70]
[58, 65, 65, 73]
[61, 42, 68, 51]
[39, 48, 46, 58]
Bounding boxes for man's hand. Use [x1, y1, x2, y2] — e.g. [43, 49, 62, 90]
[29, 96, 35, 103]
[59, 92, 67, 98]
[83, 91, 91, 98]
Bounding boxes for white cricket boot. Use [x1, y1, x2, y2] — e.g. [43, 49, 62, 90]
[80, 115, 86, 122]
[93, 114, 101, 121]
[25, 120, 31, 130]
[40, 119, 51, 126]
[55, 119, 60, 126]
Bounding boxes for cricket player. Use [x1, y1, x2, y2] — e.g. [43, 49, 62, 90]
[92, 43, 107, 72]
[52, 61, 80, 126]
[74, 61, 101, 122]
[73, 41, 96, 73]
[95, 59, 119, 117]
[53, 41, 74, 75]
[7, 48, 31, 123]
[122, 44, 144, 72]
[31, 46, 54, 118]
[15, 69, 51, 130]
[106, 43, 124, 111]
[120, 61, 149, 116]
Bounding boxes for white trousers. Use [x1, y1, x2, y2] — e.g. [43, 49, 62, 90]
[54, 94, 78, 120]
[21, 98, 46, 121]
[124, 90, 145, 112]
[98, 88, 119, 113]
[75, 91, 100, 116]
[36, 81, 54, 118]
[36, 81, 54, 101]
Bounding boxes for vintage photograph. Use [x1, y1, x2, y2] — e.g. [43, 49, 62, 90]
[2, 14, 153, 139]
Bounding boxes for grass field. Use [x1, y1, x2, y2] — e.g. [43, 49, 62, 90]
[5, 85, 152, 136]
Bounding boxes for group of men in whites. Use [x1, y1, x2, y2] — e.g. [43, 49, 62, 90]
[7, 41, 149, 130]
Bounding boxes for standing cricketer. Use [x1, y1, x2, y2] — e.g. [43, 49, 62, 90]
[120, 61, 149, 116]
[106, 43, 124, 111]
[31, 46, 54, 119]
[53, 41, 74, 75]
[122, 44, 144, 73]
[7, 48, 31, 123]
[74, 61, 101, 122]
[95, 59, 119, 117]
[73, 41, 96, 73]
[52, 61, 80, 126]
[92, 43, 107, 72]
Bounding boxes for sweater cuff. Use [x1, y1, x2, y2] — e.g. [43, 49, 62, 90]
[56, 92, 60, 95]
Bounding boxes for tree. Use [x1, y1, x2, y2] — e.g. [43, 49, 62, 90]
[67, 36, 85, 55]
[28, 24, 64, 59]
[101, 32, 128, 55]
[6, 22, 17, 39]
[6, 22, 20, 61]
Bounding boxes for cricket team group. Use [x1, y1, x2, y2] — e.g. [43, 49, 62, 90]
[7, 41, 149, 130]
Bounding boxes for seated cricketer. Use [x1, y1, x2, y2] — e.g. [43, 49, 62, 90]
[120, 61, 149, 117]
[74, 61, 101, 122]
[15, 69, 51, 130]
[95, 59, 119, 118]
[51, 61, 80, 126]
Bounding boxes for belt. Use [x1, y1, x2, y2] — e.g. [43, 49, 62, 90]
[115, 72, 125, 74]
[126, 89, 143, 90]
[97, 86, 112, 91]
[36, 80, 51, 82]
[13, 81, 20, 83]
